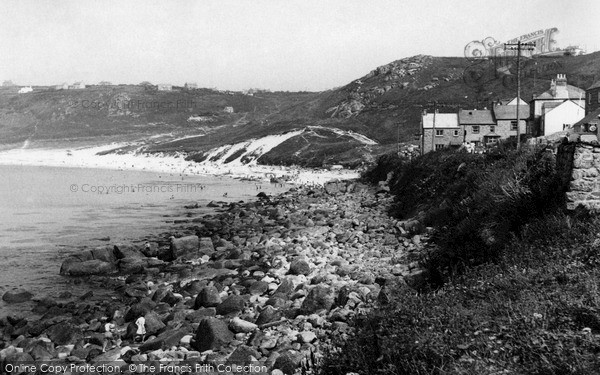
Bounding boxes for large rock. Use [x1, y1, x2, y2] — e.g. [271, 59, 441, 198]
[194, 286, 222, 309]
[113, 243, 145, 259]
[170, 235, 199, 260]
[44, 322, 83, 345]
[125, 299, 156, 322]
[144, 311, 166, 336]
[139, 329, 188, 352]
[198, 237, 216, 256]
[216, 295, 245, 316]
[273, 350, 304, 374]
[301, 285, 335, 314]
[229, 317, 257, 333]
[289, 259, 311, 276]
[193, 318, 234, 352]
[59, 259, 116, 276]
[2, 289, 33, 303]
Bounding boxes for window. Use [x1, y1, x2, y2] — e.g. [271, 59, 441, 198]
[472, 125, 480, 134]
[490, 125, 495, 133]
[453, 130, 459, 137]
[511, 120, 518, 131]
[435, 129, 444, 136]
[435, 144, 445, 150]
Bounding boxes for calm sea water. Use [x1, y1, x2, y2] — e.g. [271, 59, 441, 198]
[0, 165, 287, 316]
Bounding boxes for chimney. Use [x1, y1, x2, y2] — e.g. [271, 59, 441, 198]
[556, 74, 567, 86]
[550, 79, 557, 97]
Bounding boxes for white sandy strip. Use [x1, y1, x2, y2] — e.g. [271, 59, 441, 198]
[0, 143, 359, 186]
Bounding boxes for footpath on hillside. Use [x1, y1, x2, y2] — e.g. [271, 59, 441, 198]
[0, 179, 429, 374]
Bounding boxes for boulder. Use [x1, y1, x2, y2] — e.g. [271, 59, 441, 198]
[229, 317, 257, 333]
[143, 311, 166, 336]
[273, 350, 304, 374]
[139, 329, 188, 352]
[2, 289, 33, 303]
[170, 235, 199, 259]
[59, 259, 116, 276]
[198, 237, 215, 256]
[113, 243, 145, 259]
[289, 259, 311, 276]
[216, 295, 245, 316]
[44, 322, 83, 345]
[194, 286, 222, 309]
[193, 318, 234, 352]
[301, 285, 335, 314]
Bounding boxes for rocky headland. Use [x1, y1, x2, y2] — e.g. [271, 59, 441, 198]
[0, 179, 428, 374]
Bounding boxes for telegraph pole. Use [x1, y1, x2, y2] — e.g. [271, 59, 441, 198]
[431, 100, 437, 153]
[504, 41, 535, 150]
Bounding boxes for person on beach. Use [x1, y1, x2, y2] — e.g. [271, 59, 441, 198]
[102, 321, 121, 352]
[135, 316, 146, 343]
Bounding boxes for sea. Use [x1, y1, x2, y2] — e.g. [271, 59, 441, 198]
[0, 164, 289, 317]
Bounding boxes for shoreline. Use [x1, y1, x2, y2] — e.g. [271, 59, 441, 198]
[0, 143, 361, 186]
[0, 180, 425, 373]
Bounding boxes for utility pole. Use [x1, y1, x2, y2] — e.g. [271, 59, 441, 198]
[504, 41, 535, 150]
[431, 101, 437, 153]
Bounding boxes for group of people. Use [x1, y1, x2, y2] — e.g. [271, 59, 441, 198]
[102, 316, 146, 352]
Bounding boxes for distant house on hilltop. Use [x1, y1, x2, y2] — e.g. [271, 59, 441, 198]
[157, 83, 172, 91]
[98, 81, 113, 86]
[55, 83, 68, 90]
[18, 86, 33, 94]
[69, 82, 86, 89]
[184, 82, 198, 90]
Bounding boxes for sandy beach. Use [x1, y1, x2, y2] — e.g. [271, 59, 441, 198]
[0, 143, 360, 186]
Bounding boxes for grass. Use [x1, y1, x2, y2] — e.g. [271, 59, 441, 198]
[320, 144, 600, 374]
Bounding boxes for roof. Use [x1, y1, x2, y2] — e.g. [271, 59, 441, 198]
[422, 113, 459, 128]
[572, 108, 600, 128]
[459, 109, 495, 125]
[543, 100, 585, 116]
[493, 104, 530, 120]
[534, 84, 585, 100]
[588, 81, 600, 90]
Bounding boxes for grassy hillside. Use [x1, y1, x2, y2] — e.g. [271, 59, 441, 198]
[321, 146, 600, 374]
[1, 52, 599, 166]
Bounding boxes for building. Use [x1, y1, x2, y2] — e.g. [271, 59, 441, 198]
[586, 80, 600, 115]
[68, 82, 86, 89]
[541, 100, 585, 136]
[54, 82, 68, 90]
[571, 108, 600, 140]
[98, 81, 113, 86]
[530, 74, 585, 135]
[184, 82, 198, 90]
[421, 112, 460, 153]
[492, 101, 529, 140]
[223, 106, 234, 113]
[459, 109, 495, 147]
[157, 83, 172, 91]
[18, 86, 33, 94]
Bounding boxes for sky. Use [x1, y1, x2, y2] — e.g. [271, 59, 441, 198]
[0, 0, 598, 91]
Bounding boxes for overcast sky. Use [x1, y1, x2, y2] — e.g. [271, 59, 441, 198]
[1, 0, 598, 91]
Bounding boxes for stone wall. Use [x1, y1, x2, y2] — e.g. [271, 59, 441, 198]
[558, 140, 600, 210]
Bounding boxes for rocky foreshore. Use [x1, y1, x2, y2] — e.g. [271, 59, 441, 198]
[0, 179, 428, 375]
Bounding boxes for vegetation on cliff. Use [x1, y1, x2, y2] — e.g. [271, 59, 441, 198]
[322, 145, 600, 374]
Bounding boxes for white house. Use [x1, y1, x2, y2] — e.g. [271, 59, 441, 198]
[157, 84, 172, 91]
[18, 86, 33, 94]
[542, 100, 585, 136]
[69, 82, 86, 89]
[54, 82, 68, 90]
[223, 106, 234, 113]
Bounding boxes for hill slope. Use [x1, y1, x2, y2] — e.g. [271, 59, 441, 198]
[1, 52, 599, 166]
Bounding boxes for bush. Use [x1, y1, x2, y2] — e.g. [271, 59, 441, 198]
[382, 145, 564, 284]
[319, 214, 600, 375]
